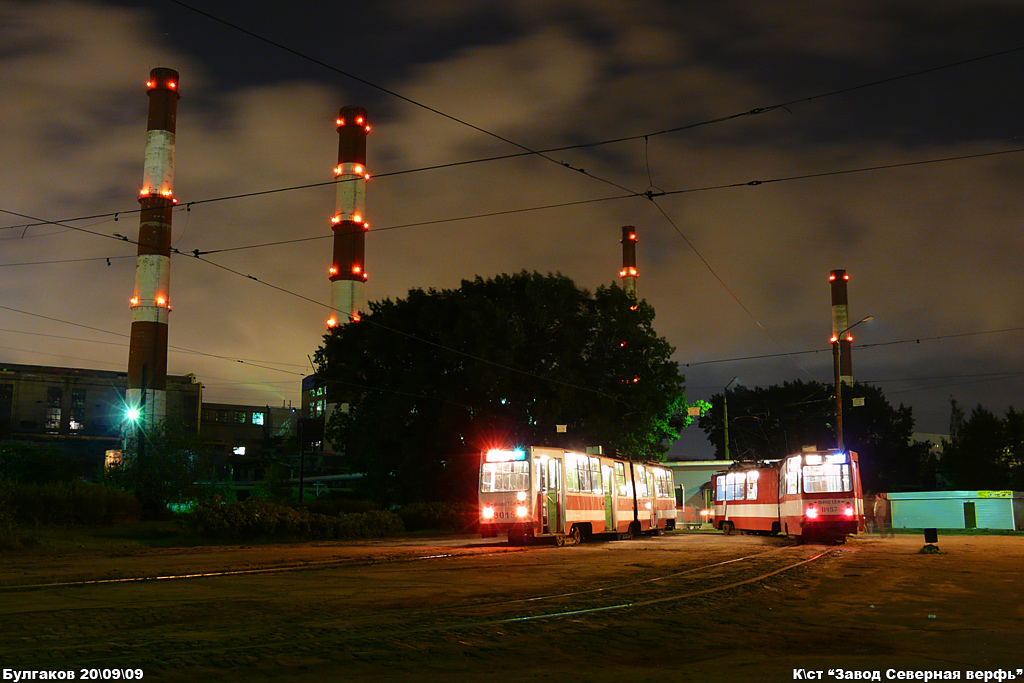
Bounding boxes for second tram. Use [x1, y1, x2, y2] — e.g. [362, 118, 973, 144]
[711, 450, 865, 542]
[479, 446, 676, 545]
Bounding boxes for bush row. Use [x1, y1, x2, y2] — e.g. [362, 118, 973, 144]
[0, 481, 141, 526]
[181, 498, 404, 540]
[396, 501, 478, 533]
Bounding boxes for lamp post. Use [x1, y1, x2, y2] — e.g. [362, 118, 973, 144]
[833, 315, 872, 451]
[723, 376, 739, 459]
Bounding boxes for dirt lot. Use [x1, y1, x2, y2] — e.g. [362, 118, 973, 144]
[1, 531, 1022, 682]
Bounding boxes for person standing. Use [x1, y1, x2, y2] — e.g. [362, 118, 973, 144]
[873, 492, 891, 537]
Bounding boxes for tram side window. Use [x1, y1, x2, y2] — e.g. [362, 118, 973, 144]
[566, 457, 579, 492]
[635, 466, 649, 497]
[718, 472, 747, 501]
[803, 464, 852, 493]
[614, 462, 627, 496]
[786, 457, 800, 495]
[577, 457, 592, 492]
[746, 471, 758, 499]
[654, 470, 672, 498]
[480, 460, 530, 492]
[589, 457, 603, 494]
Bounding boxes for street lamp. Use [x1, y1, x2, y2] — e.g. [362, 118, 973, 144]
[723, 376, 739, 460]
[833, 315, 873, 451]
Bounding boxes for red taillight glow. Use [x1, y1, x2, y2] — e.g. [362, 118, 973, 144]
[516, 506, 528, 518]
[805, 506, 819, 520]
[482, 506, 495, 520]
[843, 506, 855, 518]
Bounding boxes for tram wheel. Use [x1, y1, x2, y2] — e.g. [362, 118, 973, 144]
[555, 534, 565, 547]
[723, 521, 735, 536]
[569, 525, 582, 545]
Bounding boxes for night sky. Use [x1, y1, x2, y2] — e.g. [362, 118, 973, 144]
[3, 0, 1023, 458]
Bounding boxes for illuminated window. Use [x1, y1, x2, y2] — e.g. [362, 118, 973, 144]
[746, 471, 758, 500]
[566, 455, 579, 492]
[718, 472, 748, 501]
[233, 446, 246, 456]
[786, 456, 801, 495]
[251, 412, 264, 426]
[69, 389, 86, 431]
[479, 460, 529, 493]
[614, 462, 627, 497]
[635, 465, 650, 498]
[803, 464, 852, 493]
[45, 387, 62, 431]
[589, 457, 602, 494]
[234, 411, 246, 424]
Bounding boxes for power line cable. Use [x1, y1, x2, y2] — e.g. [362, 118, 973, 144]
[679, 326, 1024, 368]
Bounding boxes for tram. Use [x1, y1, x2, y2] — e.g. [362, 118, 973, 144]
[479, 446, 677, 545]
[711, 450, 865, 542]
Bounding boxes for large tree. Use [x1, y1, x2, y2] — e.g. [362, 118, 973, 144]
[941, 401, 1024, 490]
[697, 379, 933, 493]
[314, 271, 688, 504]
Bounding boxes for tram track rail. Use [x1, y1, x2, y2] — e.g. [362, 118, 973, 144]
[0, 541, 843, 670]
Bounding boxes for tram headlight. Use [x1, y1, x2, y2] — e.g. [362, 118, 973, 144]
[843, 506, 855, 518]
[516, 506, 528, 518]
[482, 506, 495, 520]
[516, 491, 527, 502]
[805, 506, 820, 520]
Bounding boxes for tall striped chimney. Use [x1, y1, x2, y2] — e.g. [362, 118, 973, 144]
[326, 106, 370, 328]
[619, 225, 638, 299]
[829, 269, 853, 385]
[127, 68, 179, 424]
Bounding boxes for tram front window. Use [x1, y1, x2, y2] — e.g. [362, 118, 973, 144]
[480, 460, 530, 492]
[802, 463, 852, 493]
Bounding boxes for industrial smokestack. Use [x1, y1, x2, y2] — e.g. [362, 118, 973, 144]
[326, 106, 370, 328]
[829, 269, 853, 385]
[619, 225, 638, 300]
[127, 67, 179, 425]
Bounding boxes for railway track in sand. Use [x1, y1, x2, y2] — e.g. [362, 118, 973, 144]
[0, 538, 845, 674]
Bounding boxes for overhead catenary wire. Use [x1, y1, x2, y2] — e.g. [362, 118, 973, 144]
[6, 36, 1022, 237]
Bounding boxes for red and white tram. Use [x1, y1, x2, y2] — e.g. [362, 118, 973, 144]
[711, 450, 865, 542]
[479, 446, 676, 545]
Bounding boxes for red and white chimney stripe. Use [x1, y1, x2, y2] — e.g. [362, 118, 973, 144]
[127, 67, 179, 423]
[327, 106, 370, 329]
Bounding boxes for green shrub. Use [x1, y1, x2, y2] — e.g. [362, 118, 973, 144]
[397, 501, 477, 533]
[181, 499, 404, 540]
[0, 481, 141, 526]
[298, 496, 382, 516]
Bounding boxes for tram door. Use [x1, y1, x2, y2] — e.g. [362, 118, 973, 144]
[603, 464, 614, 532]
[542, 457, 562, 534]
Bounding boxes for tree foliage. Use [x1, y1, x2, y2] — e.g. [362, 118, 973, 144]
[697, 379, 933, 493]
[315, 271, 689, 504]
[111, 414, 216, 517]
[941, 400, 1024, 490]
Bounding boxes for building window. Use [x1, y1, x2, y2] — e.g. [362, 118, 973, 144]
[251, 412, 265, 426]
[233, 446, 246, 456]
[215, 410, 229, 423]
[235, 411, 247, 424]
[69, 389, 86, 431]
[45, 387, 62, 430]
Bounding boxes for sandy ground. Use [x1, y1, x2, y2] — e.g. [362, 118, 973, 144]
[1, 531, 1022, 682]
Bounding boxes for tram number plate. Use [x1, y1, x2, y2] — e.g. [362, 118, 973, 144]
[816, 500, 844, 514]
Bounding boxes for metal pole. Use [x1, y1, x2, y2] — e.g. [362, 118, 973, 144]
[834, 340, 843, 451]
[723, 376, 738, 459]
